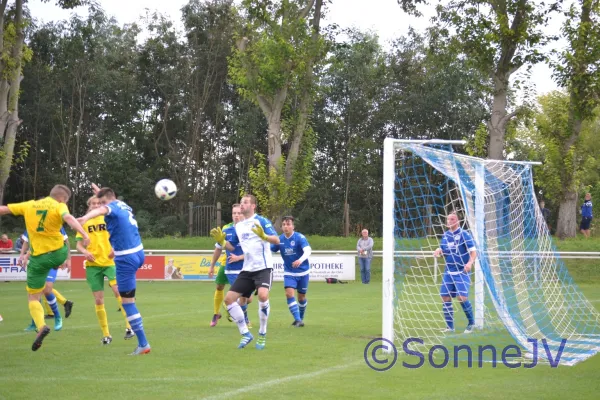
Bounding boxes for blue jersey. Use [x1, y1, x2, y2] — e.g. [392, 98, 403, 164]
[440, 228, 476, 274]
[104, 200, 143, 255]
[582, 200, 593, 218]
[271, 232, 311, 276]
[223, 223, 244, 272]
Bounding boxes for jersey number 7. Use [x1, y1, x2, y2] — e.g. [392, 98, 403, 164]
[36, 210, 48, 232]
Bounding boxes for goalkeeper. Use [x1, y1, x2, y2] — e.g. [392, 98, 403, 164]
[211, 194, 279, 350]
[208, 203, 252, 328]
[433, 213, 477, 334]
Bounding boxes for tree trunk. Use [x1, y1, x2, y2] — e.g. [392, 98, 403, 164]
[267, 112, 283, 169]
[556, 191, 578, 239]
[487, 72, 509, 160]
[284, 0, 322, 184]
[0, 0, 24, 204]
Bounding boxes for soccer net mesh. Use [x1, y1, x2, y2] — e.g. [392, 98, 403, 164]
[382, 139, 600, 366]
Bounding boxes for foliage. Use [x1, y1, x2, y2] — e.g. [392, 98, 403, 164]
[245, 138, 314, 220]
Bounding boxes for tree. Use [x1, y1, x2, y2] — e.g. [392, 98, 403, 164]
[398, 0, 555, 159]
[550, 0, 600, 238]
[228, 0, 326, 222]
[0, 0, 90, 203]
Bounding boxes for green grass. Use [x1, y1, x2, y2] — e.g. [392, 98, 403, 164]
[1, 280, 600, 399]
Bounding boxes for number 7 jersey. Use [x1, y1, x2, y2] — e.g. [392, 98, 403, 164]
[7, 196, 69, 256]
[104, 200, 143, 256]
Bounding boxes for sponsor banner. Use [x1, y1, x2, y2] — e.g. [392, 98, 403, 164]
[70, 255, 164, 280]
[164, 255, 226, 280]
[162, 254, 355, 281]
[0, 256, 71, 280]
[272, 255, 356, 281]
[1, 254, 355, 282]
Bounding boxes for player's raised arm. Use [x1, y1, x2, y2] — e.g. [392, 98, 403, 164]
[252, 220, 280, 245]
[63, 214, 90, 247]
[0, 206, 13, 216]
[77, 205, 108, 225]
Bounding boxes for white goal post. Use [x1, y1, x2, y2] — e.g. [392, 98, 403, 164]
[382, 138, 600, 366]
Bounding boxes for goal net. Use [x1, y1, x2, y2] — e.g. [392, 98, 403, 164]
[382, 138, 600, 366]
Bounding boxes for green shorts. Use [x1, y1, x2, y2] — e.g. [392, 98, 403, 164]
[86, 266, 117, 292]
[27, 245, 68, 294]
[215, 265, 228, 286]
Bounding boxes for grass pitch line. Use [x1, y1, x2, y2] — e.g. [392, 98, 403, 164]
[199, 360, 364, 400]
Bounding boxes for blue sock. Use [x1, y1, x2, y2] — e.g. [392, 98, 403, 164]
[122, 302, 148, 347]
[443, 301, 454, 330]
[45, 293, 61, 318]
[241, 304, 249, 323]
[287, 297, 301, 321]
[461, 300, 474, 325]
[298, 299, 307, 320]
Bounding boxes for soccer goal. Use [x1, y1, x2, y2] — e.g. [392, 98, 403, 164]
[382, 138, 600, 366]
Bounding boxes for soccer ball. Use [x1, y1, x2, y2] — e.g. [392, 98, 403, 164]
[155, 179, 177, 201]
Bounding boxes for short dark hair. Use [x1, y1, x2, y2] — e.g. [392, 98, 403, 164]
[242, 194, 257, 205]
[232, 203, 241, 209]
[282, 215, 295, 222]
[97, 187, 116, 199]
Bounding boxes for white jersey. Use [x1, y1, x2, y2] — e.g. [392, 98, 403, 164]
[165, 266, 173, 279]
[229, 214, 277, 273]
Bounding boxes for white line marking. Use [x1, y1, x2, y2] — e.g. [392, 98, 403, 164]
[198, 361, 363, 400]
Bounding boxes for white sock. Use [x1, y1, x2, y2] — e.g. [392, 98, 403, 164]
[227, 302, 249, 335]
[259, 300, 270, 335]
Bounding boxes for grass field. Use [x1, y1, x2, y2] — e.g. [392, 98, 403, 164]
[2, 235, 600, 399]
[1, 278, 600, 399]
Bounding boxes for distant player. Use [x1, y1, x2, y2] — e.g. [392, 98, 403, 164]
[0, 184, 90, 351]
[208, 204, 251, 327]
[21, 228, 73, 332]
[580, 193, 593, 238]
[271, 215, 311, 327]
[211, 194, 279, 349]
[76, 195, 135, 344]
[77, 185, 150, 355]
[433, 212, 477, 334]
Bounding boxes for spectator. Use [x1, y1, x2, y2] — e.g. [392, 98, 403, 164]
[14, 234, 24, 252]
[580, 193, 593, 238]
[539, 200, 550, 231]
[0, 234, 13, 253]
[356, 229, 374, 284]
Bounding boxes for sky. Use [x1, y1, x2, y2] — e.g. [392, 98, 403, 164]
[28, 0, 561, 96]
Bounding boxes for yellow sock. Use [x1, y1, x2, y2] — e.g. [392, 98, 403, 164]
[29, 301, 46, 330]
[214, 289, 224, 315]
[95, 304, 110, 337]
[42, 297, 54, 316]
[52, 289, 67, 305]
[117, 297, 131, 329]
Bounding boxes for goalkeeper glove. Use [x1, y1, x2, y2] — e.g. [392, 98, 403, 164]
[251, 222, 268, 241]
[210, 227, 226, 247]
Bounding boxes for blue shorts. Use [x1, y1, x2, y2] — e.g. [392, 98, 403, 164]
[226, 273, 239, 286]
[115, 250, 145, 292]
[440, 272, 470, 298]
[580, 217, 592, 230]
[46, 268, 58, 283]
[284, 274, 309, 294]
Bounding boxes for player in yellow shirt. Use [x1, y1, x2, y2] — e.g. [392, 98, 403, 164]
[0, 185, 89, 351]
[76, 196, 134, 344]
